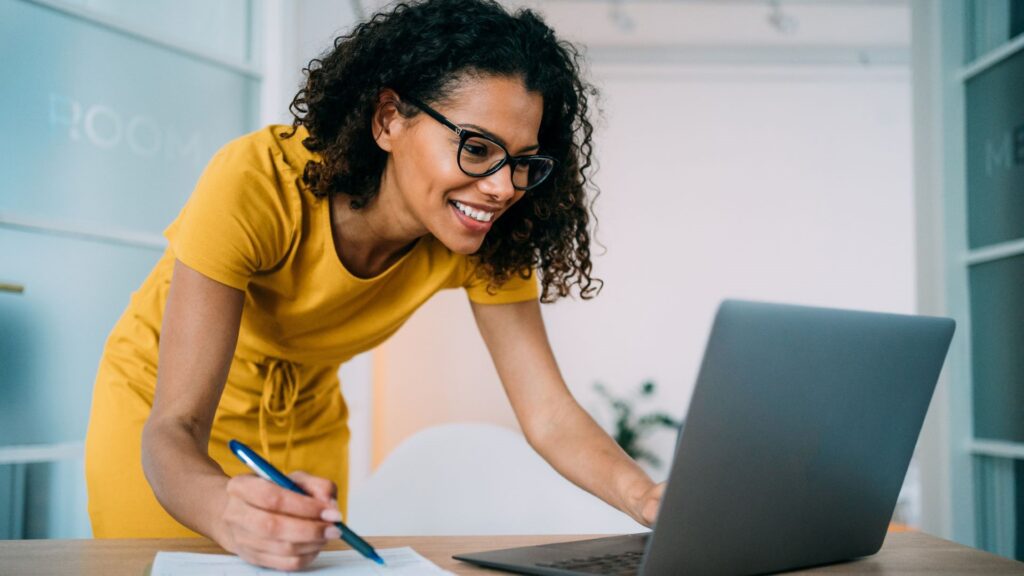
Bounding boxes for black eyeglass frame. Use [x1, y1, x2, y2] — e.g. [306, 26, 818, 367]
[403, 96, 557, 192]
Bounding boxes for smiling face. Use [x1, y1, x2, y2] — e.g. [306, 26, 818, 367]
[374, 75, 544, 255]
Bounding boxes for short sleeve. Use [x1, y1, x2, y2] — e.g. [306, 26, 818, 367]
[164, 135, 296, 290]
[463, 259, 539, 304]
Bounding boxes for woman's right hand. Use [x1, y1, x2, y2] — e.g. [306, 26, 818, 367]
[217, 471, 344, 571]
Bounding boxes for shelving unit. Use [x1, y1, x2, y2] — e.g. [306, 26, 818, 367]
[932, 0, 1024, 560]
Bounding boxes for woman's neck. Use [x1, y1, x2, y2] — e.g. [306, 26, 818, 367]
[328, 191, 423, 279]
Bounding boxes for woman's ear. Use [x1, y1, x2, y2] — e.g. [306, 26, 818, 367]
[372, 88, 406, 152]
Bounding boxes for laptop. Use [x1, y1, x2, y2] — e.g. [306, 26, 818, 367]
[454, 299, 955, 576]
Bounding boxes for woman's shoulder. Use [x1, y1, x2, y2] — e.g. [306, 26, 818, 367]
[212, 124, 317, 178]
[165, 126, 320, 285]
[192, 125, 315, 216]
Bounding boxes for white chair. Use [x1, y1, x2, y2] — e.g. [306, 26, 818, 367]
[347, 423, 646, 535]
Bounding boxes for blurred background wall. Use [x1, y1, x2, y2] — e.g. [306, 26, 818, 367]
[1, 0, 1021, 560]
[361, 0, 917, 517]
[0, 0, 915, 538]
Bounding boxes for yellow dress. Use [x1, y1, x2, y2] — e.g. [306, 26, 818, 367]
[84, 125, 537, 538]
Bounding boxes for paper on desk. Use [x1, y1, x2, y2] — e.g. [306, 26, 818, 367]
[151, 546, 454, 575]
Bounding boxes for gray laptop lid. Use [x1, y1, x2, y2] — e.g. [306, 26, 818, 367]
[641, 300, 955, 575]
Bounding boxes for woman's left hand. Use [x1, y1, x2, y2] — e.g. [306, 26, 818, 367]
[632, 482, 667, 527]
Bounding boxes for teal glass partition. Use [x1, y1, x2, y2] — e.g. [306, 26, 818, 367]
[968, 254, 1024, 443]
[56, 0, 252, 64]
[0, 0, 257, 237]
[965, 47, 1024, 250]
[0, 0, 260, 539]
[946, 0, 1024, 561]
[967, 0, 1024, 62]
[0, 228, 161, 445]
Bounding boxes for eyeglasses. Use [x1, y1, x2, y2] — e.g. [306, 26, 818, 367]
[403, 96, 556, 191]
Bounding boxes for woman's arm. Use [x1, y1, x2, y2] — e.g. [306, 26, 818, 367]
[141, 260, 340, 570]
[471, 299, 665, 527]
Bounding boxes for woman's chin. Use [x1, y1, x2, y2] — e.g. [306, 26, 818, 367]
[441, 236, 486, 255]
[431, 223, 487, 254]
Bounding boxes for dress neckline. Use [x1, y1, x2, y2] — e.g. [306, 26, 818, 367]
[321, 195, 425, 283]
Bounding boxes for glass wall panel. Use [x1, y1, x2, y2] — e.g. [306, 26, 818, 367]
[0, 460, 90, 539]
[973, 455, 1021, 559]
[965, 47, 1024, 249]
[21, 458, 90, 538]
[0, 463, 26, 538]
[0, 0, 258, 237]
[967, 0, 1024, 62]
[969, 254, 1024, 443]
[0, 229, 161, 446]
[1018, 459, 1024, 560]
[0, 0, 261, 540]
[49, 0, 252, 64]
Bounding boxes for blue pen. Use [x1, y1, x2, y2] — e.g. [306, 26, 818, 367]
[228, 439, 385, 566]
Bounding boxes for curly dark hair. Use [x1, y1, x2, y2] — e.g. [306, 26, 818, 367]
[284, 0, 601, 302]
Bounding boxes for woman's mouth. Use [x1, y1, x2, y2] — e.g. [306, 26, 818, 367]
[450, 200, 495, 223]
[449, 200, 496, 233]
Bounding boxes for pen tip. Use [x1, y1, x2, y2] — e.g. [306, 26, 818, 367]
[375, 556, 386, 566]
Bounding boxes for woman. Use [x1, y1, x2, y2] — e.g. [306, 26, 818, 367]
[84, 0, 664, 570]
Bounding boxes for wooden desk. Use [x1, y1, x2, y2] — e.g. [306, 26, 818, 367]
[1, 532, 1021, 575]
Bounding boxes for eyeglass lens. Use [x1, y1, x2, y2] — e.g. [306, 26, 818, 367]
[458, 135, 554, 190]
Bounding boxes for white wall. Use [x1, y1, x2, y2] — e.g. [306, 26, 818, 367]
[552, 62, 915, 423]
[376, 61, 915, 475]
[268, 0, 919, 524]
[370, 1, 916, 522]
[260, 0, 363, 125]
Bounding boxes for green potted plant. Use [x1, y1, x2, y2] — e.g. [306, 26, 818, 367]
[593, 380, 683, 469]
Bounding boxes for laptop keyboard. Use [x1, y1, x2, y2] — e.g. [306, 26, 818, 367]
[536, 550, 644, 575]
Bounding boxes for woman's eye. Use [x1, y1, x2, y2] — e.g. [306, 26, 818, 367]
[463, 142, 488, 157]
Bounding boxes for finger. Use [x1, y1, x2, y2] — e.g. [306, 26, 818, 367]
[288, 471, 338, 504]
[237, 548, 320, 572]
[642, 499, 659, 525]
[227, 474, 331, 520]
[642, 483, 666, 525]
[650, 482, 667, 498]
[242, 506, 333, 543]
[233, 525, 328, 557]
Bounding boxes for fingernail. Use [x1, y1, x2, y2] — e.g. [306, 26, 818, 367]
[321, 508, 343, 522]
[324, 526, 342, 540]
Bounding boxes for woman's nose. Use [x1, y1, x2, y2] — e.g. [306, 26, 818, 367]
[477, 163, 516, 202]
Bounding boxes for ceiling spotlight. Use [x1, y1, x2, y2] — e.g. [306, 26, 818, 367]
[609, 0, 635, 33]
[767, 0, 799, 35]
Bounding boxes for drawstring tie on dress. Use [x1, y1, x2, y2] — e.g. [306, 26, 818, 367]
[259, 358, 299, 471]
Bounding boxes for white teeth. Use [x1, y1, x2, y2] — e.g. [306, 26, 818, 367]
[453, 201, 494, 223]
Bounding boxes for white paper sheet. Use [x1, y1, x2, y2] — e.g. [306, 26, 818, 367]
[151, 546, 455, 575]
